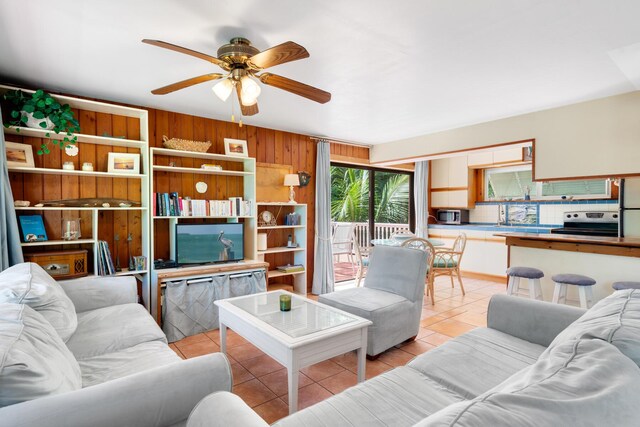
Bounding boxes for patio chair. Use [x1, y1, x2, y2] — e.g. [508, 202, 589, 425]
[319, 245, 428, 357]
[433, 233, 467, 297]
[354, 240, 371, 287]
[401, 238, 437, 304]
[332, 222, 356, 268]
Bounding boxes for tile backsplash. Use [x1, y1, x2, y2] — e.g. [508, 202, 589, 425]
[469, 201, 618, 226]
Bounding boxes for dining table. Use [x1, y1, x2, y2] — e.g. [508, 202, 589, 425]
[371, 238, 446, 247]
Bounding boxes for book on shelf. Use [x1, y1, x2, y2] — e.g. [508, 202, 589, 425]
[97, 240, 116, 276]
[153, 192, 252, 217]
[276, 264, 305, 273]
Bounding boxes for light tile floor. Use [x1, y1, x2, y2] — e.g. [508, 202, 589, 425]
[170, 275, 506, 424]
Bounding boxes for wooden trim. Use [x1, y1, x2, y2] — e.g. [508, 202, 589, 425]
[461, 271, 507, 283]
[371, 139, 535, 166]
[330, 154, 414, 171]
[430, 186, 469, 192]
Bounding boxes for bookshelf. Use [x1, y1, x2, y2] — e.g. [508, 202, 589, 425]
[2, 84, 151, 305]
[256, 202, 307, 295]
[149, 147, 258, 320]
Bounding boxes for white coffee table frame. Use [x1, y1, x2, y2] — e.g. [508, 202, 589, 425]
[215, 290, 372, 414]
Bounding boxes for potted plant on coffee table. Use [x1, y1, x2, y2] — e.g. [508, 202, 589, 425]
[3, 89, 81, 155]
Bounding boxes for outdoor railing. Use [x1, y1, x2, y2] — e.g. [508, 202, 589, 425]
[332, 221, 411, 248]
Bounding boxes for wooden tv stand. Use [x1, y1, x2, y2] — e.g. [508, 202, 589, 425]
[155, 259, 269, 324]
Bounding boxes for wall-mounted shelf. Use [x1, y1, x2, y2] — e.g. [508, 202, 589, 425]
[268, 269, 306, 279]
[16, 206, 147, 211]
[257, 225, 305, 230]
[258, 246, 305, 255]
[21, 238, 96, 247]
[152, 165, 253, 177]
[152, 147, 250, 163]
[4, 126, 146, 148]
[8, 166, 146, 179]
[153, 215, 254, 219]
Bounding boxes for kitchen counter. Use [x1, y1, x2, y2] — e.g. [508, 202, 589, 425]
[495, 232, 640, 256]
[497, 232, 640, 303]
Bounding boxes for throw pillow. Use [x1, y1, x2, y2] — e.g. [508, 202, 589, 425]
[0, 303, 82, 407]
[417, 338, 640, 426]
[0, 262, 78, 342]
[544, 289, 640, 366]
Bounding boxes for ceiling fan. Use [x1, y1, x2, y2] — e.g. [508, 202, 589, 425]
[142, 37, 331, 116]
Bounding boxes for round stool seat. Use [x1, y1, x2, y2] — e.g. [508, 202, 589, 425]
[612, 281, 640, 291]
[507, 266, 544, 279]
[552, 274, 596, 286]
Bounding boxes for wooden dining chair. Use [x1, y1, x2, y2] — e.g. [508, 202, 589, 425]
[401, 238, 436, 304]
[433, 233, 467, 297]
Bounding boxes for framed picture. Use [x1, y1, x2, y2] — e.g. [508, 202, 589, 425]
[18, 215, 48, 243]
[5, 142, 35, 168]
[224, 138, 248, 158]
[107, 152, 140, 174]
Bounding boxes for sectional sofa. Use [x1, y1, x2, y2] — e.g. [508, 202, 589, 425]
[0, 263, 233, 427]
[187, 290, 640, 426]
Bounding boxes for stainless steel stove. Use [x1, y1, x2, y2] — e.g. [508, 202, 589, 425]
[550, 211, 619, 237]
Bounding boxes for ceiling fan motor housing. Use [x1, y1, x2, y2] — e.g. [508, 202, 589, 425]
[217, 37, 260, 65]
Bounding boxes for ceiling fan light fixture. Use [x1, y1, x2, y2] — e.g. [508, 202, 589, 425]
[241, 75, 261, 98]
[212, 78, 233, 101]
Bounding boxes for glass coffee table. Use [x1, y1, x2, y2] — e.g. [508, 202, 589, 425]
[215, 291, 372, 414]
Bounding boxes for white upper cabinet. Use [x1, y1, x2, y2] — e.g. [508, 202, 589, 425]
[493, 147, 524, 164]
[467, 152, 493, 167]
[448, 156, 469, 188]
[431, 158, 449, 189]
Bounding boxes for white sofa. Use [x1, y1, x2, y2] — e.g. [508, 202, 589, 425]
[0, 262, 232, 427]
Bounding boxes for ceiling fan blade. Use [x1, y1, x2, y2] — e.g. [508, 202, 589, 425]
[247, 41, 309, 70]
[235, 82, 259, 116]
[142, 39, 229, 69]
[151, 73, 225, 95]
[259, 73, 331, 104]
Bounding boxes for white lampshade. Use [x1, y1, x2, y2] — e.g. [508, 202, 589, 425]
[212, 79, 233, 101]
[240, 89, 258, 106]
[241, 76, 261, 98]
[284, 174, 300, 187]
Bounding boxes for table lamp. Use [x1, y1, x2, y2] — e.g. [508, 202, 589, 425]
[284, 174, 300, 204]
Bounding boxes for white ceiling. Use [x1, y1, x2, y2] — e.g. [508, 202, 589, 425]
[1, 0, 640, 145]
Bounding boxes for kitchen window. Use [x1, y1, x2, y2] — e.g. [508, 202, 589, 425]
[485, 166, 610, 200]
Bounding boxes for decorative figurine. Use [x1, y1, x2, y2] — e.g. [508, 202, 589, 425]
[127, 233, 134, 271]
[114, 233, 121, 272]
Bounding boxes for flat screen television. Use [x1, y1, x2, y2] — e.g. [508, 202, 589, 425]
[175, 223, 244, 265]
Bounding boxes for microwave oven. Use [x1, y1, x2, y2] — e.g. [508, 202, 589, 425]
[436, 209, 469, 225]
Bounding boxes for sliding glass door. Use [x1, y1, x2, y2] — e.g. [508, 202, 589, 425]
[330, 163, 413, 281]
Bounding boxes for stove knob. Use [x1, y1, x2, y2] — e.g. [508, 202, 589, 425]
[573, 214, 579, 218]
[613, 214, 618, 219]
[566, 214, 571, 218]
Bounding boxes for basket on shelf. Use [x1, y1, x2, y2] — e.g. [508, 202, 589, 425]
[162, 135, 212, 153]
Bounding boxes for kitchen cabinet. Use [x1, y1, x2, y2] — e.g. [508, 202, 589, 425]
[430, 157, 474, 208]
[467, 152, 493, 167]
[493, 147, 525, 164]
[431, 190, 472, 208]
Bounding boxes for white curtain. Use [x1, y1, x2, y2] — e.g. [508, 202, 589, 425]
[414, 161, 430, 238]
[1, 104, 24, 270]
[312, 139, 335, 294]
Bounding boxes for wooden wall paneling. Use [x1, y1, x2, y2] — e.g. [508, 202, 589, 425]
[126, 116, 142, 259]
[95, 112, 114, 266]
[111, 115, 130, 264]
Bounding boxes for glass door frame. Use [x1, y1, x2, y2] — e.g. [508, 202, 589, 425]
[330, 162, 415, 242]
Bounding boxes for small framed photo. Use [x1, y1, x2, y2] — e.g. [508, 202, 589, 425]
[5, 142, 35, 168]
[18, 215, 48, 243]
[224, 138, 248, 158]
[107, 153, 140, 174]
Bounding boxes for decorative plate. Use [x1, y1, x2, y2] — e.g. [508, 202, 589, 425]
[195, 181, 208, 193]
[65, 145, 79, 156]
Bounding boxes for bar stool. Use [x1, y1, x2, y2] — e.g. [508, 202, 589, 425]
[506, 267, 544, 300]
[552, 274, 596, 309]
[612, 281, 640, 291]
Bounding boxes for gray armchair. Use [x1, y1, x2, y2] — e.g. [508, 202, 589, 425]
[319, 245, 428, 357]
